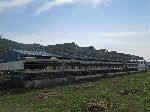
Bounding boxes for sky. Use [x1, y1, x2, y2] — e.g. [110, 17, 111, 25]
[0, 0, 150, 61]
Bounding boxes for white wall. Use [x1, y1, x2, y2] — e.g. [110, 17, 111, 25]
[0, 60, 25, 71]
[138, 61, 146, 71]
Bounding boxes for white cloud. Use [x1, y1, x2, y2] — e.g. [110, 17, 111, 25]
[34, 0, 110, 14]
[86, 31, 150, 61]
[13, 34, 51, 45]
[90, 31, 150, 37]
[35, 0, 75, 15]
[0, 0, 35, 12]
[88, 31, 150, 49]
[0, 0, 110, 14]
[13, 33, 75, 45]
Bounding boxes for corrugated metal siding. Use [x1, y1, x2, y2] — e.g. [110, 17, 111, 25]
[0, 60, 25, 71]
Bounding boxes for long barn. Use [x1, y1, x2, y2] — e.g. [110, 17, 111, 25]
[0, 49, 146, 88]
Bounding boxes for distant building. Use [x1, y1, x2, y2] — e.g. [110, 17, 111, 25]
[79, 46, 96, 54]
[137, 60, 146, 71]
[147, 62, 150, 70]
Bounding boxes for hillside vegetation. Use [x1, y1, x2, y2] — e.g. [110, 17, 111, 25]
[0, 72, 150, 112]
[0, 37, 44, 52]
[0, 37, 144, 62]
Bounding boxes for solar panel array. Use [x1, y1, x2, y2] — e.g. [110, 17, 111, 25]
[1, 49, 144, 62]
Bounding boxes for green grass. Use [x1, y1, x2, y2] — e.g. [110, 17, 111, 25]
[1, 72, 150, 112]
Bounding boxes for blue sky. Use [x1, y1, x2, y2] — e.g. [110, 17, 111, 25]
[0, 0, 150, 61]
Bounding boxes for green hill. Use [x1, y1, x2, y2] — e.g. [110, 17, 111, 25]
[0, 37, 44, 52]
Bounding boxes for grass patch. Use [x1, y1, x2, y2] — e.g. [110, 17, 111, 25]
[0, 72, 150, 112]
